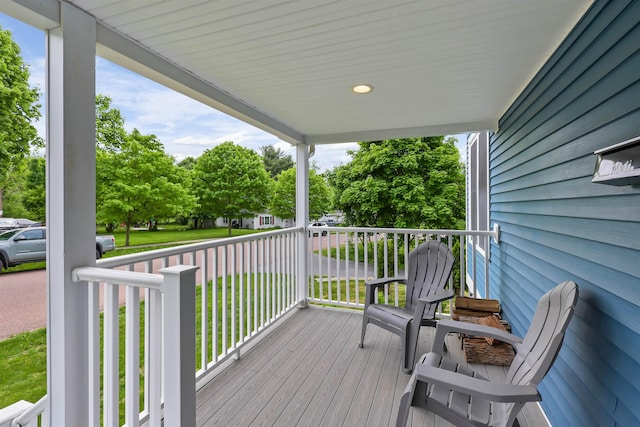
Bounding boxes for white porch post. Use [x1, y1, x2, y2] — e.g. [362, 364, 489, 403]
[45, 3, 96, 426]
[161, 265, 198, 427]
[296, 144, 310, 307]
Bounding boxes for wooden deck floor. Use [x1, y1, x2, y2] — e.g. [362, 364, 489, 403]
[195, 306, 547, 427]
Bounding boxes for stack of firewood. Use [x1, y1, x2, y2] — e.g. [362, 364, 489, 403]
[453, 296, 515, 365]
[453, 296, 501, 319]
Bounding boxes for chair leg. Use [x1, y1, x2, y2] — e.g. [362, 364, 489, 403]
[399, 354, 431, 422]
[403, 335, 412, 373]
[359, 316, 368, 348]
[396, 368, 419, 427]
[403, 323, 420, 373]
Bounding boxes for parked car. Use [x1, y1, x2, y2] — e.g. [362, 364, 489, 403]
[0, 217, 39, 232]
[0, 227, 116, 271]
[308, 221, 328, 236]
[0, 218, 19, 232]
[14, 218, 38, 227]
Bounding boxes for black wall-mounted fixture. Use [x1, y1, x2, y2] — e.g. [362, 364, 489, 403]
[593, 135, 640, 186]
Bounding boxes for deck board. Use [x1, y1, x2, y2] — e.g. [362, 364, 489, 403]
[196, 306, 547, 427]
[273, 311, 364, 426]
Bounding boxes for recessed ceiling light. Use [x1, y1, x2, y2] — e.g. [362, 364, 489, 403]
[352, 84, 374, 94]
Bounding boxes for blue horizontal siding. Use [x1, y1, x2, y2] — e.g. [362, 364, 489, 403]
[497, 0, 638, 153]
[491, 176, 638, 203]
[491, 212, 639, 252]
[493, 193, 640, 222]
[486, 1, 640, 425]
[498, 223, 640, 286]
[465, 241, 488, 298]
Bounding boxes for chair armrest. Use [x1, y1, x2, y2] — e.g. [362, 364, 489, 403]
[363, 277, 406, 306]
[418, 289, 454, 305]
[414, 363, 541, 403]
[431, 319, 523, 354]
[364, 276, 406, 288]
[413, 290, 455, 325]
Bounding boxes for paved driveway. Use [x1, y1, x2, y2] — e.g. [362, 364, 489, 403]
[0, 266, 145, 340]
[0, 269, 46, 340]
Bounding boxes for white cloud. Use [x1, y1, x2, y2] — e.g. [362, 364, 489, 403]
[28, 56, 45, 91]
[313, 142, 358, 172]
[273, 140, 296, 159]
[449, 133, 467, 163]
[171, 135, 216, 147]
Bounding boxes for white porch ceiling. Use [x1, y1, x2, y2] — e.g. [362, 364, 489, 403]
[5, 0, 593, 145]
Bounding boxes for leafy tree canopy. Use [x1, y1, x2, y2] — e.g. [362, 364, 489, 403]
[193, 141, 273, 235]
[95, 94, 126, 152]
[0, 157, 28, 218]
[0, 26, 41, 199]
[22, 156, 46, 221]
[177, 156, 197, 170]
[260, 145, 294, 178]
[97, 129, 195, 245]
[269, 168, 331, 222]
[328, 137, 465, 229]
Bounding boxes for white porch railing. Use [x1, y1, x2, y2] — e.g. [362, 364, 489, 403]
[90, 227, 301, 426]
[307, 226, 497, 317]
[73, 265, 199, 427]
[0, 396, 46, 427]
[3, 226, 497, 426]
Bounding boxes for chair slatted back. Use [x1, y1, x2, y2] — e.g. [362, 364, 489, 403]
[405, 241, 455, 318]
[506, 281, 579, 388]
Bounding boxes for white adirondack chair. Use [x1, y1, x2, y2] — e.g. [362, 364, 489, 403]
[396, 280, 579, 427]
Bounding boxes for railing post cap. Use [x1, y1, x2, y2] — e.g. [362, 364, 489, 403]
[158, 265, 200, 275]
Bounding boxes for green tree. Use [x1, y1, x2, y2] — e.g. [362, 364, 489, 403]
[0, 26, 42, 212]
[22, 156, 46, 221]
[97, 130, 195, 245]
[174, 156, 197, 225]
[260, 145, 294, 178]
[328, 137, 465, 229]
[95, 94, 129, 227]
[95, 94, 126, 152]
[193, 142, 273, 236]
[270, 167, 331, 222]
[0, 158, 28, 218]
[177, 156, 197, 170]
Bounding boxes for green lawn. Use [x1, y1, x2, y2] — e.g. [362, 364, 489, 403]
[310, 277, 407, 307]
[0, 329, 47, 408]
[106, 225, 264, 247]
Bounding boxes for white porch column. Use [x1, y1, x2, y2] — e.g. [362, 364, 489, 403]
[45, 3, 96, 426]
[296, 144, 310, 307]
[161, 265, 199, 427]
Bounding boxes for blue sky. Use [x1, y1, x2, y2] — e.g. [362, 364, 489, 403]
[1, 13, 465, 171]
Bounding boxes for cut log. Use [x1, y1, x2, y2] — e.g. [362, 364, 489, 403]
[477, 315, 507, 345]
[454, 296, 500, 313]
[463, 337, 515, 366]
[452, 308, 498, 319]
[457, 315, 515, 366]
